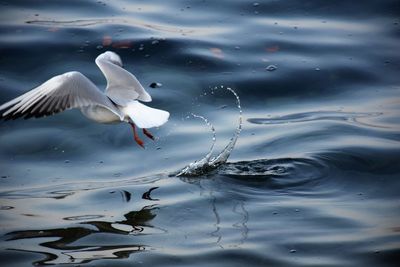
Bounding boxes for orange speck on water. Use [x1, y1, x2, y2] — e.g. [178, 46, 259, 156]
[210, 47, 224, 59]
[112, 40, 132, 49]
[102, 35, 112, 46]
[266, 45, 280, 52]
[47, 27, 59, 32]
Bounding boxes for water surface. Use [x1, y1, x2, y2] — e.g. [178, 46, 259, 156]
[0, 0, 400, 266]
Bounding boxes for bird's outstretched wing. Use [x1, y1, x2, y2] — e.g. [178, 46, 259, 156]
[95, 51, 151, 106]
[0, 71, 121, 120]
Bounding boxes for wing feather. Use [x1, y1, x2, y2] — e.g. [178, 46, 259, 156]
[20, 92, 44, 112]
[95, 51, 152, 106]
[0, 71, 121, 120]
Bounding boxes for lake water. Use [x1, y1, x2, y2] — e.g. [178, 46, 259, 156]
[1, 0, 400, 266]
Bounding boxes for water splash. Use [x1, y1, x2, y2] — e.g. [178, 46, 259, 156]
[175, 114, 217, 176]
[176, 87, 242, 176]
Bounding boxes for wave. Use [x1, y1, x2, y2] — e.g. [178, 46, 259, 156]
[248, 110, 383, 126]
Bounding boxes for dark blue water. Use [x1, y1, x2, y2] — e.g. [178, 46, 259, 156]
[1, 1, 400, 266]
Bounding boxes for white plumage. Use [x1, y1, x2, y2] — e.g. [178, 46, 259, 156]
[120, 101, 170, 129]
[0, 51, 169, 147]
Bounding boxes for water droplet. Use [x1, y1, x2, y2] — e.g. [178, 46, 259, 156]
[151, 40, 159, 45]
[290, 249, 297, 253]
[1, 175, 8, 178]
[295, 209, 300, 212]
[234, 46, 240, 50]
[253, 2, 260, 7]
[315, 67, 321, 71]
[272, 211, 278, 215]
[64, 160, 70, 163]
[150, 82, 162, 88]
[266, 65, 277, 71]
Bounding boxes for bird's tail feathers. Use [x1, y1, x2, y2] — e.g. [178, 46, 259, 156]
[121, 101, 169, 129]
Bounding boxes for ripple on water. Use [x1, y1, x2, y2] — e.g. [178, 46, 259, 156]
[247, 110, 383, 125]
[63, 214, 105, 221]
[0, 206, 14, 210]
[217, 157, 328, 190]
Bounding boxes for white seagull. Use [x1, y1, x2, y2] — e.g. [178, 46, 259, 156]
[0, 51, 169, 148]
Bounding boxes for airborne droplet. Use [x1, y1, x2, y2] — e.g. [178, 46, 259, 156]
[150, 82, 163, 88]
[266, 65, 277, 71]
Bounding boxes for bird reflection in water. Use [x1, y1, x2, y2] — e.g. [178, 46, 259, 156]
[5, 188, 160, 265]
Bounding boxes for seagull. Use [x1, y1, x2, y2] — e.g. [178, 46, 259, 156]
[0, 51, 169, 148]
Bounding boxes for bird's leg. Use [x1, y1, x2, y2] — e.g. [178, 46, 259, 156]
[143, 128, 155, 140]
[129, 122, 144, 148]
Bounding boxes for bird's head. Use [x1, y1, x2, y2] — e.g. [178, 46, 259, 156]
[97, 51, 123, 67]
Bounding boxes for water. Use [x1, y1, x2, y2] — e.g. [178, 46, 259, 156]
[0, 0, 400, 266]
